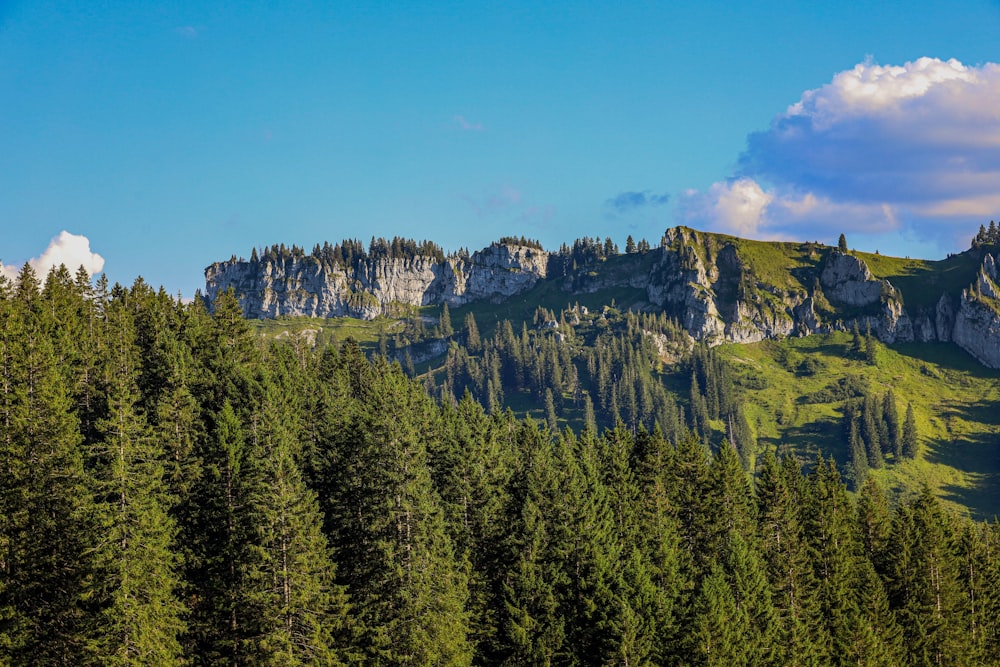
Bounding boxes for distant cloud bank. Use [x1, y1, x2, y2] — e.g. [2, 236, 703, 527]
[1, 232, 105, 283]
[680, 57, 1000, 249]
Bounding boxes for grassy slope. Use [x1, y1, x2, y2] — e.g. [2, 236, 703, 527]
[723, 332, 1000, 519]
[860, 249, 982, 308]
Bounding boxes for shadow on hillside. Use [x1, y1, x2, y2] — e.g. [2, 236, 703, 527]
[925, 401, 1000, 476]
[926, 398, 1000, 519]
[760, 416, 849, 471]
[939, 480, 1000, 521]
[891, 342, 1000, 378]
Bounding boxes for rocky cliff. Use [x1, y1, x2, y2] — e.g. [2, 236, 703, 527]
[206, 227, 1000, 368]
[204, 241, 549, 319]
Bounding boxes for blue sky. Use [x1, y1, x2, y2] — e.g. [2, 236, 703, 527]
[3, 1, 1000, 297]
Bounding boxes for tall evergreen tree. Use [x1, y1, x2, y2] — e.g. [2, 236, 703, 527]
[241, 379, 349, 664]
[89, 296, 185, 666]
[887, 486, 966, 666]
[501, 421, 567, 665]
[0, 294, 95, 665]
[324, 358, 472, 665]
[756, 452, 828, 666]
[901, 403, 918, 459]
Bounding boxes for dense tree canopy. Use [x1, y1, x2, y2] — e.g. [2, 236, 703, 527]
[0, 266, 997, 665]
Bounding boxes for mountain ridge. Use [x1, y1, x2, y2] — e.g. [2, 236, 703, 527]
[205, 226, 1000, 367]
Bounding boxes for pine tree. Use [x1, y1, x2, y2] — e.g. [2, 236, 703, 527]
[887, 487, 966, 666]
[324, 360, 472, 664]
[89, 298, 185, 666]
[241, 380, 349, 665]
[902, 403, 918, 459]
[839, 233, 849, 252]
[756, 452, 828, 665]
[0, 296, 95, 665]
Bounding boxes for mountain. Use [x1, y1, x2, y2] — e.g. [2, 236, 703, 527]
[206, 226, 1000, 368]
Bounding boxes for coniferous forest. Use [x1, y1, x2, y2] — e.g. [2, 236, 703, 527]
[3, 262, 1000, 666]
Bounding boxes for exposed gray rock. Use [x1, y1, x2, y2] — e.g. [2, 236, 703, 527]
[950, 253, 1000, 368]
[205, 230, 1000, 369]
[205, 242, 549, 319]
[952, 288, 1000, 368]
[819, 251, 885, 307]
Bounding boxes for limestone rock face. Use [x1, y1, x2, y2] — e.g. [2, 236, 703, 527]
[461, 244, 551, 303]
[205, 229, 1000, 369]
[204, 242, 549, 319]
[819, 251, 885, 307]
[951, 254, 1000, 368]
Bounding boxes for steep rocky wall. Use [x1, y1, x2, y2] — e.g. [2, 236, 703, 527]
[951, 254, 1000, 368]
[205, 229, 1000, 369]
[204, 242, 549, 319]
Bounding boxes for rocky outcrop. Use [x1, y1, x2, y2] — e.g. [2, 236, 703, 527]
[951, 255, 1000, 368]
[204, 242, 549, 319]
[205, 228, 1000, 369]
[819, 251, 885, 307]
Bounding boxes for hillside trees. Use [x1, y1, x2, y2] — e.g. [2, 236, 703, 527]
[89, 293, 185, 666]
[0, 264, 997, 664]
[320, 353, 473, 665]
[0, 267, 96, 664]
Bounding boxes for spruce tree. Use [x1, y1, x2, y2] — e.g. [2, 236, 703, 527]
[689, 564, 746, 666]
[464, 312, 481, 353]
[440, 303, 453, 337]
[631, 427, 685, 663]
[862, 394, 883, 469]
[89, 298, 185, 666]
[883, 391, 901, 459]
[501, 421, 567, 665]
[325, 359, 472, 665]
[0, 296, 95, 665]
[182, 400, 253, 663]
[856, 477, 892, 579]
[902, 403, 918, 459]
[887, 486, 966, 666]
[241, 380, 349, 665]
[557, 430, 633, 664]
[756, 452, 828, 665]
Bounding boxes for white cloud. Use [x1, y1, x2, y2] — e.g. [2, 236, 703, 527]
[680, 57, 1000, 252]
[1, 231, 105, 283]
[680, 178, 772, 238]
